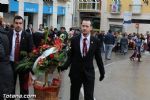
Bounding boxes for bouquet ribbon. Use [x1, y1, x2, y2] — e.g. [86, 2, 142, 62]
[32, 47, 58, 75]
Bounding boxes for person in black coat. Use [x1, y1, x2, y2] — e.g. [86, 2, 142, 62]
[58, 18, 105, 100]
[7, 16, 33, 99]
[0, 18, 14, 99]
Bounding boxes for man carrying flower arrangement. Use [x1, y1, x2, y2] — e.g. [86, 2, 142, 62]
[58, 18, 105, 100]
[7, 16, 33, 99]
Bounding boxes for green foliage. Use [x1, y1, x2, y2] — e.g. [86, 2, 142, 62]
[16, 58, 33, 72]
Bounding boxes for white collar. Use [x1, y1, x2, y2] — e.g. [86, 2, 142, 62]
[13, 30, 22, 36]
[81, 33, 90, 41]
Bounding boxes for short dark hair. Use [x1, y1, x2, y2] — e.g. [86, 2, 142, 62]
[13, 15, 23, 22]
[60, 27, 66, 30]
[81, 18, 93, 26]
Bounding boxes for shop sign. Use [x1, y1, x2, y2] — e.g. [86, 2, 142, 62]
[43, 5, 53, 14]
[24, 2, 38, 13]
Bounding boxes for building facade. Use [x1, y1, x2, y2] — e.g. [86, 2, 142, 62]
[101, 0, 150, 34]
[0, 0, 73, 31]
[73, 0, 101, 31]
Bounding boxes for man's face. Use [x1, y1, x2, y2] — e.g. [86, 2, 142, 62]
[61, 28, 65, 33]
[14, 19, 23, 32]
[81, 20, 92, 36]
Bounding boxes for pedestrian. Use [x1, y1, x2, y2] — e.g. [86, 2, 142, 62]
[0, 16, 14, 99]
[97, 30, 105, 53]
[57, 27, 68, 44]
[26, 23, 34, 35]
[58, 18, 105, 100]
[120, 33, 128, 54]
[130, 34, 142, 62]
[104, 30, 115, 60]
[7, 15, 33, 99]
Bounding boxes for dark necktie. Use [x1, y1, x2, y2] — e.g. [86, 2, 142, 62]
[14, 32, 20, 62]
[83, 38, 87, 57]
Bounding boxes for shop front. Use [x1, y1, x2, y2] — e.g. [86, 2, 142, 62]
[57, 6, 65, 30]
[43, 5, 53, 28]
[24, 2, 38, 29]
[9, 0, 39, 29]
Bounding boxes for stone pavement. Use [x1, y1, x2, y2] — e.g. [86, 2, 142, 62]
[60, 51, 150, 100]
[94, 51, 150, 100]
[14, 50, 150, 100]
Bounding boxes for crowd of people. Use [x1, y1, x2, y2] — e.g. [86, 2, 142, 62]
[0, 16, 105, 100]
[0, 15, 73, 99]
[1, 14, 150, 100]
[95, 30, 150, 62]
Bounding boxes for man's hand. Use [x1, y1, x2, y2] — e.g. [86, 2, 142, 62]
[57, 66, 62, 73]
[99, 75, 105, 81]
[57, 66, 66, 72]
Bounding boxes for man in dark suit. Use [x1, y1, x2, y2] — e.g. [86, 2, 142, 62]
[25, 24, 33, 35]
[7, 16, 33, 99]
[58, 18, 105, 100]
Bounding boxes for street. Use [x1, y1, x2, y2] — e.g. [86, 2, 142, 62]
[59, 51, 150, 100]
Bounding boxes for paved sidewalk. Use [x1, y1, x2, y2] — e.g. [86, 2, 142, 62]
[94, 52, 150, 100]
[14, 50, 150, 100]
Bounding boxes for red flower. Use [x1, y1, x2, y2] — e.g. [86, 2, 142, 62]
[38, 58, 44, 66]
[32, 48, 39, 55]
[54, 38, 62, 51]
[49, 54, 54, 59]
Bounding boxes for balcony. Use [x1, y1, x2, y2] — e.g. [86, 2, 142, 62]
[109, 4, 121, 14]
[78, 0, 100, 13]
[129, 4, 142, 14]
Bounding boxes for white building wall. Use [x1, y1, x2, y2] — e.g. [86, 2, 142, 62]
[38, 0, 43, 30]
[51, 0, 58, 28]
[57, 1, 73, 31]
[124, 23, 150, 34]
[0, 13, 3, 17]
[2, 0, 73, 31]
[17, 0, 43, 31]
[18, 0, 24, 18]
[107, 13, 150, 34]
[100, 0, 109, 32]
[64, 2, 73, 31]
[24, 0, 38, 3]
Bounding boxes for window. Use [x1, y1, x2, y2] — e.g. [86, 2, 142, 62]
[130, 0, 142, 14]
[110, 0, 121, 13]
[78, 0, 100, 11]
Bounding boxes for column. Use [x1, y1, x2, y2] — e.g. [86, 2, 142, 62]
[64, 2, 73, 31]
[18, 0, 24, 18]
[51, 0, 57, 28]
[100, 0, 108, 32]
[0, 13, 3, 17]
[72, 0, 79, 27]
[33, 0, 43, 31]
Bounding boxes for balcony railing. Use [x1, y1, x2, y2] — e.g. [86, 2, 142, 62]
[110, 4, 121, 14]
[78, 0, 100, 12]
[129, 4, 142, 14]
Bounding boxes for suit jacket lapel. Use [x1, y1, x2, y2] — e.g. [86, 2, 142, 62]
[9, 30, 14, 53]
[86, 36, 94, 56]
[20, 31, 25, 45]
[77, 34, 83, 58]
